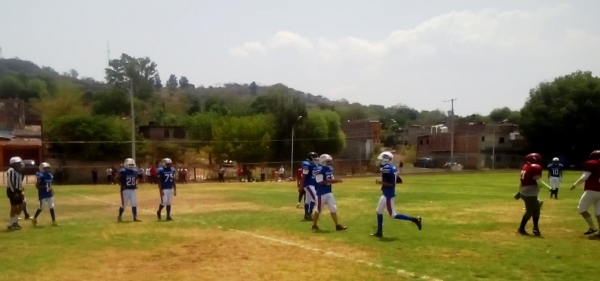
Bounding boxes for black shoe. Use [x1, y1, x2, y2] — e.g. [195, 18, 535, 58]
[303, 215, 312, 221]
[166, 217, 173, 221]
[312, 225, 319, 231]
[370, 231, 383, 238]
[335, 224, 347, 231]
[412, 217, 422, 230]
[24, 214, 31, 220]
[532, 228, 541, 236]
[518, 228, 529, 236]
[156, 211, 161, 220]
[584, 228, 598, 235]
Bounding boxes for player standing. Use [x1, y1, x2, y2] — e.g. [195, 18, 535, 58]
[300, 152, 319, 220]
[570, 150, 600, 236]
[156, 158, 177, 221]
[296, 167, 304, 208]
[515, 153, 552, 236]
[6, 157, 25, 230]
[32, 162, 58, 226]
[312, 154, 347, 231]
[371, 152, 422, 238]
[116, 158, 141, 222]
[547, 157, 563, 199]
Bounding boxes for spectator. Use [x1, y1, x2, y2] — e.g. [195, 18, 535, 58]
[260, 167, 265, 182]
[150, 165, 157, 184]
[91, 167, 98, 185]
[278, 166, 285, 182]
[218, 166, 225, 182]
[106, 166, 112, 184]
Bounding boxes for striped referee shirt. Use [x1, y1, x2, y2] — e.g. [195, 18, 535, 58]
[7, 168, 23, 192]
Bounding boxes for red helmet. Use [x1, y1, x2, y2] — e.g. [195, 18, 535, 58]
[590, 150, 600, 160]
[525, 153, 542, 164]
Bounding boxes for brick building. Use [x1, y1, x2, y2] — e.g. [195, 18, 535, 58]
[416, 122, 529, 169]
[0, 99, 43, 167]
[339, 119, 381, 160]
[139, 122, 187, 141]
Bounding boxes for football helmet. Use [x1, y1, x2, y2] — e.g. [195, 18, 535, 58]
[39, 162, 51, 174]
[162, 158, 173, 168]
[9, 156, 24, 171]
[589, 150, 600, 160]
[377, 152, 394, 166]
[319, 154, 333, 167]
[307, 152, 319, 165]
[525, 153, 541, 164]
[552, 157, 559, 162]
[123, 158, 137, 170]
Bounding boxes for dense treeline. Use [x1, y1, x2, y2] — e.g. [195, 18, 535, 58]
[1, 55, 598, 165]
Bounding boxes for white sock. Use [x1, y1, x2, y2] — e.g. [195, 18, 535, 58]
[585, 216, 595, 229]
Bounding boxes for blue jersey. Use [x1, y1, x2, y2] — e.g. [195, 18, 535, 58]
[547, 163, 563, 178]
[315, 166, 334, 195]
[302, 160, 318, 187]
[36, 172, 54, 200]
[119, 168, 138, 190]
[158, 167, 176, 189]
[380, 164, 398, 198]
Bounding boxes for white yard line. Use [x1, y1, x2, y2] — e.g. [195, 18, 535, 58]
[73, 192, 442, 281]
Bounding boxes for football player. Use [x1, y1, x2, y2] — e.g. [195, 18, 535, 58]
[516, 153, 552, 236]
[116, 158, 141, 222]
[570, 150, 600, 236]
[6, 157, 25, 230]
[312, 154, 347, 231]
[156, 158, 177, 221]
[371, 152, 422, 238]
[32, 162, 58, 226]
[547, 157, 563, 199]
[300, 152, 319, 220]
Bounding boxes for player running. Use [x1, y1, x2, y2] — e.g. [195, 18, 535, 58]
[156, 158, 177, 221]
[570, 150, 600, 236]
[116, 158, 141, 222]
[547, 157, 563, 199]
[312, 154, 347, 231]
[32, 162, 58, 226]
[300, 152, 319, 220]
[515, 153, 552, 236]
[371, 152, 422, 238]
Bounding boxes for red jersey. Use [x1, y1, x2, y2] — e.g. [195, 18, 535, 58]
[583, 160, 600, 192]
[520, 163, 542, 187]
[297, 168, 302, 181]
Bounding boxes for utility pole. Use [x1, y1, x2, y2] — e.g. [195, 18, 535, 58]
[444, 99, 457, 163]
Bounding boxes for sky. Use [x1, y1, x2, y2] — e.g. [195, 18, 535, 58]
[1, 0, 599, 116]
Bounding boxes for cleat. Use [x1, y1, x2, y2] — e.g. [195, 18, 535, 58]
[370, 231, 383, 238]
[166, 217, 173, 221]
[303, 216, 312, 221]
[133, 218, 142, 222]
[518, 228, 529, 236]
[312, 225, 319, 231]
[335, 225, 347, 231]
[156, 211, 161, 220]
[532, 228, 541, 236]
[32, 218, 37, 227]
[412, 216, 422, 230]
[296, 203, 301, 208]
[24, 215, 30, 220]
[52, 221, 59, 226]
[584, 228, 598, 235]
[118, 216, 123, 222]
[13, 223, 21, 230]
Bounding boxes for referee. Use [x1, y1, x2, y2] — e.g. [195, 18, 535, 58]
[6, 157, 25, 230]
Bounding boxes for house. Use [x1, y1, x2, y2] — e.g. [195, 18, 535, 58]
[339, 119, 381, 160]
[138, 122, 187, 141]
[0, 125, 43, 167]
[416, 122, 529, 169]
[395, 125, 436, 145]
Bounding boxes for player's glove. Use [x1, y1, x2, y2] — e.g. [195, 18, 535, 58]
[514, 192, 521, 200]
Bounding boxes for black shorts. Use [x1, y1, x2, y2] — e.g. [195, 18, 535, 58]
[6, 188, 24, 206]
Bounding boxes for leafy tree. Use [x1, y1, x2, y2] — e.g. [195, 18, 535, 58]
[295, 109, 346, 157]
[0, 74, 25, 99]
[519, 70, 600, 164]
[105, 53, 157, 99]
[166, 74, 178, 90]
[92, 89, 131, 116]
[489, 107, 513, 122]
[69, 69, 79, 79]
[154, 74, 163, 89]
[249, 81, 258, 95]
[31, 81, 90, 122]
[211, 115, 275, 163]
[179, 76, 190, 89]
[45, 114, 130, 160]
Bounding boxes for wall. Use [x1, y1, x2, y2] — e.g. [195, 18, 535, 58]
[1, 146, 42, 166]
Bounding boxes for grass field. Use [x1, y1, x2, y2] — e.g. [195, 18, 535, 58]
[0, 171, 596, 281]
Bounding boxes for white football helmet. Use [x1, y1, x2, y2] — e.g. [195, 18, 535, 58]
[162, 158, 173, 168]
[377, 152, 394, 166]
[123, 158, 136, 170]
[319, 154, 333, 167]
[552, 157, 559, 162]
[9, 157, 24, 170]
[39, 162, 51, 173]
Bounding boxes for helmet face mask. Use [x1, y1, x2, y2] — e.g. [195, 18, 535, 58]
[124, 158, 136, 170]
[162, 158, 173, 168]
[307, 152, 319, 165]
[377, 152, 393, 166]
[319, 154, 333, 167]
[39, 162, 51, 174]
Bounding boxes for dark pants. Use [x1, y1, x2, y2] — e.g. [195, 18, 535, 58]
[520, 195, 541, 229]
[298, 189, 305, 203]
[92, 176, 97, 185]
[550, 189, 559, 199]
[218, 173, 224, 182]
[260, 174, 265, 182]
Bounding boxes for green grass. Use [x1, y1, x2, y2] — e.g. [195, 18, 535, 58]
[0, 171, 595, 281]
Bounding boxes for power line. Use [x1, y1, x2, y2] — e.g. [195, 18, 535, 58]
[40, 136, 371, 144]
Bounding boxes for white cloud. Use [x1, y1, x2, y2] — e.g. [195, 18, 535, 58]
[229, 4, 585, 63]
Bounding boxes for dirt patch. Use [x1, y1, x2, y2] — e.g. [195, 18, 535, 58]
[12, 228, 401, 281]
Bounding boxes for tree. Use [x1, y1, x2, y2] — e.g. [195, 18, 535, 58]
[104, 53, 158, 99]
[154, 74, 163, 89]
[166, 74, 178, 90]
[0, 74, 25, 99]
[179, 76, 190, 89]
[519, 70, 600, 164]
[295, 109, 346, 156]
[30, 81, 90, 122]
[92, 89, 131, 116]
[44, 114, 130, 160]
[249, 81, 258, 95]
[489, 107, 513, 122]
[69, 69, 79, 79]
[211, 115, 275, 163]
